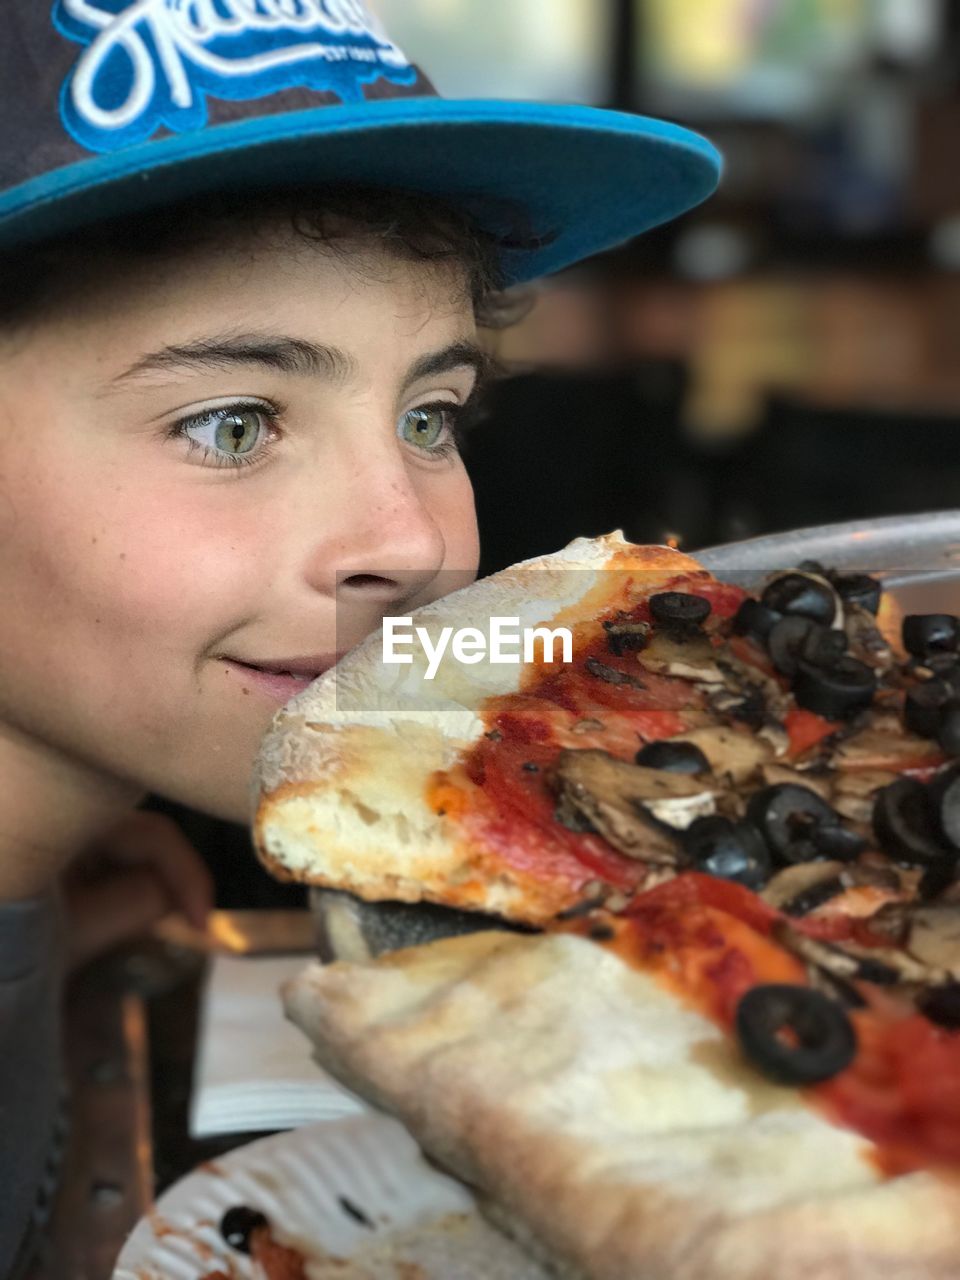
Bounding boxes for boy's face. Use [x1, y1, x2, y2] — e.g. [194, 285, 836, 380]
[0, 221, 481, 824]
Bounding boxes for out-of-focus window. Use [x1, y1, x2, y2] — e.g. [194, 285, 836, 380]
[641, 0, 943, 120]
[369, 0, 613, 104]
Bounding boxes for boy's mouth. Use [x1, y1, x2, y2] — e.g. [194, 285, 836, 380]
[221, 654, 341, 702]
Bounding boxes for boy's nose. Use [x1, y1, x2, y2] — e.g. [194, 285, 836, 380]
[302, 465, 450, 610]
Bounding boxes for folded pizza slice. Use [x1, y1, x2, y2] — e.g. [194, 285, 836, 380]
[284, 878, 960, 1280]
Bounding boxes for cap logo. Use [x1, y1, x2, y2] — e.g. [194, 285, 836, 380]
[53, 0, 415, 153]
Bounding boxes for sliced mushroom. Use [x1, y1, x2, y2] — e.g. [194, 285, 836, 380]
[906, 905, 960, 976]
[761, 763, 833, 800]
[584, 657, 647, 689]
[757, 722, 790, 759]
[844, 602, 895, 673]
[707, 683, 767, 729]
[833, 728, 943, 772]
[830, 769, 897, 824]
[840, 938, 949, 986]
[762, 861, 847, 914]
[549, 749, 715, 864]
[661, 725, 772, 785]
[774, 921, 863, 980]
[863, 900, 912, 945]
[775, 921, 920, 987]
[717, 652, 792, 721]
[637, 630, 724, 683]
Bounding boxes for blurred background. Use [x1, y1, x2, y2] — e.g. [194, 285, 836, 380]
[372, 0, 960, 575]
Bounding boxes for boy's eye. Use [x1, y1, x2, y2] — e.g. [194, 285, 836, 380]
[398, 404, 458, 452]
[185, 406, 268, 456]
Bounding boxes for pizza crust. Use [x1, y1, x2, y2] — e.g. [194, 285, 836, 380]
[253, 533, 704, 921]
[284, 930, 960, 1280]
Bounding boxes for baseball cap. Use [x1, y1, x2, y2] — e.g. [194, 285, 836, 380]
[0, 2, 722, 286]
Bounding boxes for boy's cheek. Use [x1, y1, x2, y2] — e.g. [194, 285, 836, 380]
[0, 463, 244, 662]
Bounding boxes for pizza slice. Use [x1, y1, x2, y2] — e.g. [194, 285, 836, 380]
[284, 914, 960, 1280]
[253, 531, 937, 932]
[251, 531, 960, 1277]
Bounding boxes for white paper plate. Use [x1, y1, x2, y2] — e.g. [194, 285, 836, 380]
[112, 1113, 549, 1279]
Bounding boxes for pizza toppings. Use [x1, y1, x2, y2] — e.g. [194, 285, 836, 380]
[635, 626, 723, 681]
[792, 655, 876, 719]
[767, 615, 821, 677]
[917, 981, 960, 1029]
[648, 590, 712, 629]
[872, 777, 954, 867]
[746, 783, 857, 865]
[550, 749, 715, 858]
[583, 655, 647, 688]
[902, 613, 960, 658]
[601, 617, 650, 655]
[761, 861, 847, 914]
[904, 677, 955, 737]
[834, 571, 882, 615]
[633, 739, 710, 774]
[680, 815, 771, 888]
[735, 983, 857, 1086]
[220, 1205, 268, 1254]
[762, 571, 840, 627]
[732, 596, 781, 643]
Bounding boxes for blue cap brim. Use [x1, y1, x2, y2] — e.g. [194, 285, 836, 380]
[0, 98, 721, 286]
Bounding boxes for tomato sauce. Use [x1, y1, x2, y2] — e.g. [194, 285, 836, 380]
[428, 574, 747, 891]
[599, 874, 960, 1173]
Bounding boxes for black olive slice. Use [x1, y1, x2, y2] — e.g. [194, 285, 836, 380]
[800, 627, 848, 670]
[649, 591, 711, 629]
[767, 616, 817, 677]
[747, 784, 842, 865]
[873, 777, 950, 867]
[924, 653, 960, 685]
[732, 597, 782, 643]
[681, 816, 772, 890]
[902, 614, 960, 658]
[918, 982, 960, 1030]
[929, 764, 960, 853]
[634, 740, 710, 774]
[938, 703, 960, 757]
[792, 656, 876, 720]
[762, 574, 836, 625]
[904, 679, 955, 738]
[797, 559, 829, 576]
[809, 824, 868, 860]
[833, 573, 882, 616]
[736, 984, 856, 1085]
[220, 1206, 269, 1255]
[918, 859, 957, 901]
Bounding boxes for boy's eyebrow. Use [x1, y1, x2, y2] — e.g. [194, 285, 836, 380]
[104, 333, 493, 391]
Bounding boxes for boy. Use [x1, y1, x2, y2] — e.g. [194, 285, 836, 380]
[0, 3, 720, 1273]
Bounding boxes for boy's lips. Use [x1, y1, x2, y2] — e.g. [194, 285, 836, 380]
[220, 653, 343, 702]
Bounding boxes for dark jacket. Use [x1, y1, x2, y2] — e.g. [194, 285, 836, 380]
[0, 897, 63, 1279]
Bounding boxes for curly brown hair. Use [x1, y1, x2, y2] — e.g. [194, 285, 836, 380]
[0, 185, 535, 334]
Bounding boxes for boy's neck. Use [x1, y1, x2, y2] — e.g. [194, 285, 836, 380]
[0, 728, 142, 902]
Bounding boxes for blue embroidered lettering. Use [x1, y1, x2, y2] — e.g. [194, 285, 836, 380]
[55, 0, 414, 149]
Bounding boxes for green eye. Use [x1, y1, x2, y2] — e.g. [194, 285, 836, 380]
[212, 408, 264, 455]
[174, 401, 278, 471]
[399, 405, 453, 451]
